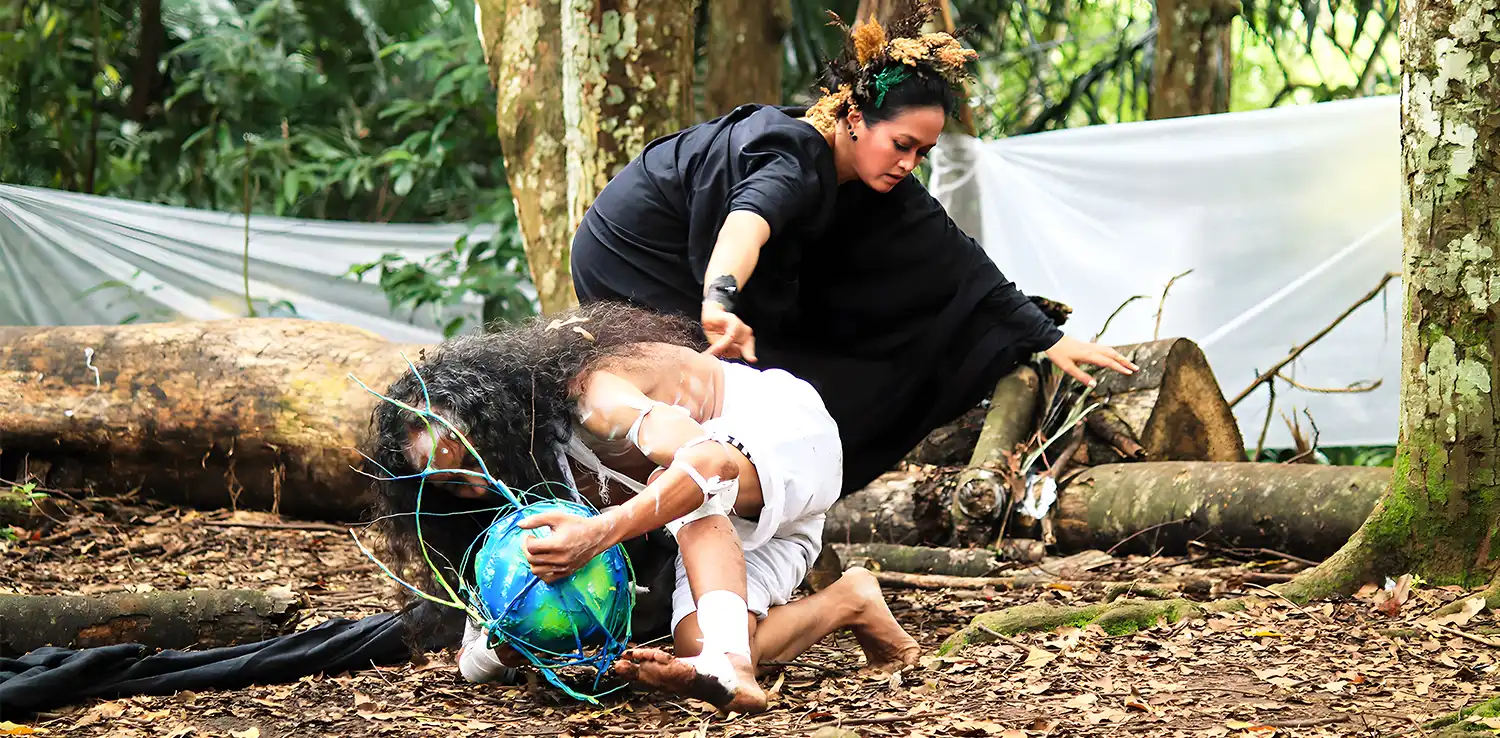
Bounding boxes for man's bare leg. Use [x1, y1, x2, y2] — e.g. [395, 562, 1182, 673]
[672, 567, 919, 673]
[612, 516, 769, 713]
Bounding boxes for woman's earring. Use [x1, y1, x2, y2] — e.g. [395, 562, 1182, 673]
[850, 131, 858, 141]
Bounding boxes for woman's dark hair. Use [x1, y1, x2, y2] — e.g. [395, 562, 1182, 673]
[853, 64, 957, 124]
[364, 301, 704, 649]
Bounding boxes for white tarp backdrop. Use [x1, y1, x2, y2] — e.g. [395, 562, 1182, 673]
[2, 95, 1400, 448]
[0, 184, 491, 344]
[929, 95, 1402, 449]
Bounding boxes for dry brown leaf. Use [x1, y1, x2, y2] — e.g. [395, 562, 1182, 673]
[1065, 693, 1099, 709]
[0, 723, 47, 736]
[230, 729, 260, 738]
[1426, 596, 1486, 627]
[1023, 647, 1055, 669]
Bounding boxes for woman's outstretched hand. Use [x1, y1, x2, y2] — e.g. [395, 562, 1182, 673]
[1044, 335, 1140, 387]
[702, 302, 758, 362]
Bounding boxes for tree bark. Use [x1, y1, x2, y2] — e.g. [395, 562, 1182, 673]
[828, 462, 1389, 558]
[703, 0, 790, 117]
[1281, 0, 1500, 601]
[902, 403, 988, 466]
[0, 320, 416, 520]
[562, 0, 700, 235]
[1147, 0, 1239, 119]
[477, 0, 579, 315]
[823, 469, 950, 545]
[1092, 338, 1245, 462]
[1056, 462, 1388, 559]
[833, 541, 1045, 577]
[949, 365, 1041, 545]
[0, 588, 301, 656]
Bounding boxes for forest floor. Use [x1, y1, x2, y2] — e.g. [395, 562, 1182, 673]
[2, 498, 1497, 738]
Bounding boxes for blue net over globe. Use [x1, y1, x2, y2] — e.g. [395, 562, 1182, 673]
[471, 498, 634, 657]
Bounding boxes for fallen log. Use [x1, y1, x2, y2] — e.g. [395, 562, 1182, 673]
[822, 469, 949, 545]
[868, 549, 1113, 589]
[0, 587, 302, 656]
[0, 320, 419, 519]
[1055, 462, 1389, 558]
[949, 366, 1040, 546]
[833, 542, 1042, 577]
[1091, 338, 1245, 462]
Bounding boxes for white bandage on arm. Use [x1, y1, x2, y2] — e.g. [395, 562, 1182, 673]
[662, 436, 740, 537]
[458, 618, 517, 684]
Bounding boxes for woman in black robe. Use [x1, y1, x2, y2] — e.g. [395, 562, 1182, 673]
[571, 8, 1137, 494]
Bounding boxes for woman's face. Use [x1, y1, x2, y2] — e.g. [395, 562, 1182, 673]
[848, 105, 945, 193]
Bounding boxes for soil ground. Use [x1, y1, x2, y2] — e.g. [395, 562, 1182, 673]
[2, 499, 1497, 737]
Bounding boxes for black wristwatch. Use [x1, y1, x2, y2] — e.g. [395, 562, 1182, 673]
[704, 275, 740, 313]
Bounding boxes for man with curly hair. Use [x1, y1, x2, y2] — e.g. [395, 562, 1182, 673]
[371, 302, 920, 714]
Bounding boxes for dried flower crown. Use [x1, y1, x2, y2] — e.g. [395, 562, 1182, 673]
[805, 1, 979, 136]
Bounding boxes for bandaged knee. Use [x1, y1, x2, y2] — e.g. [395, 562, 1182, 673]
[663, 436, 740, 538]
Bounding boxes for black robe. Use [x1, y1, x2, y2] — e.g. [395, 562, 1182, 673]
[572, 104, 1062, 493]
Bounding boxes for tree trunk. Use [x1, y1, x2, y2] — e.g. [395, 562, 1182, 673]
[0, 321, 416, 520]
[1055, 462, 1388, 559]
[477, 0, 579, 315]
[703, 0, 790, 117]
[1093, 338, 1245, 462]
[562, 0, 699, 235]
[1147, 0, 1239, 119]
[126, 0, 164, 122]
[834, 541, 1045, 578]
[0, 588, 301, 656]
[902, 403, 988, 466]
[1282, 0, 1500, 601]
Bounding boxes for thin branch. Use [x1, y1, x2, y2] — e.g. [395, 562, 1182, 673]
[1253, 371, 1276, 461]
[1282, 408, 1322, 464]
[1092, 294, 1148, 343]
[1153, 269, 1193, 340]
[1229, 272, 1401, 407]
[1275, 373, 1383, 394]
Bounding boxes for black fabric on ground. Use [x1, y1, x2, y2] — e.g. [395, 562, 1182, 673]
[0, 602, 450, 719]
[0, 535, 678, 720]
[572, 104, 1062, 493]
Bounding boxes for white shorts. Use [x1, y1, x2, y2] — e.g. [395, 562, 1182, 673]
[669, 360, 843, 632]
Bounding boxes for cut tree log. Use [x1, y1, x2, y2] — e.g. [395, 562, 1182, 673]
[822, 469, 950, 545]
[1055, 462, 1389, 559]
[949, 366, 1041, 546]
[1091, 339, 1245, 462]
[0, 587, 302, 656]
[833, 542, 1043, 577]
[0, 320, 417, 520]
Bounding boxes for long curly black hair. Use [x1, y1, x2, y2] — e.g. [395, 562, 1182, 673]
[365, 301, 705, 647]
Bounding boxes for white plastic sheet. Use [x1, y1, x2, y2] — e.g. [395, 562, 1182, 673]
[0, 184, 494, 344]
[930, 96, 1402, 448]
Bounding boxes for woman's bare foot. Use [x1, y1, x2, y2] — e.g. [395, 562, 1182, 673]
[840, 567, 922, 673]
[613, 648, 769, 713]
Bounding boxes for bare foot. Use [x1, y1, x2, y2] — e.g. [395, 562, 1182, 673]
[841, 567, 922, 673]
[613, 648, 769, 713]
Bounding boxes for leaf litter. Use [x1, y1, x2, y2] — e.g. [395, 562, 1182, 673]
[3, 497, 1497, 736]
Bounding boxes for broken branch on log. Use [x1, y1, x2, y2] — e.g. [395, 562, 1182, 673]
[1229, 271, 1401, 407]
[0, 587, 302, 656]
[1091, 338, 1244, 462]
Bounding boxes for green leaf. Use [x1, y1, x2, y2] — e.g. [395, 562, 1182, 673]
[442, 315, 467, 337]
[394, 170, 414, 196]
[283, 170, 300, 205]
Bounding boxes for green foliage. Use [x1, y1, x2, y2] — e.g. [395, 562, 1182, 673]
[0, 0, 533, 327]
[1251, 445, 1396, 466]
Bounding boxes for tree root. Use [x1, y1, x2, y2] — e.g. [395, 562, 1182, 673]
[937, 597, 1244, 655]
[1432, 579, 1500, 618]
[1425, 696, 1500, 735]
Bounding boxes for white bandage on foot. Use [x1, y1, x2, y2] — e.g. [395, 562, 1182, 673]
[458, 618, 517, 684]
[695, 590, 751, 657]
[686, 590, 752, 692]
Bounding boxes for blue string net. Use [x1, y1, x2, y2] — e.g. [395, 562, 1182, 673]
[348, 358, 635, 704]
